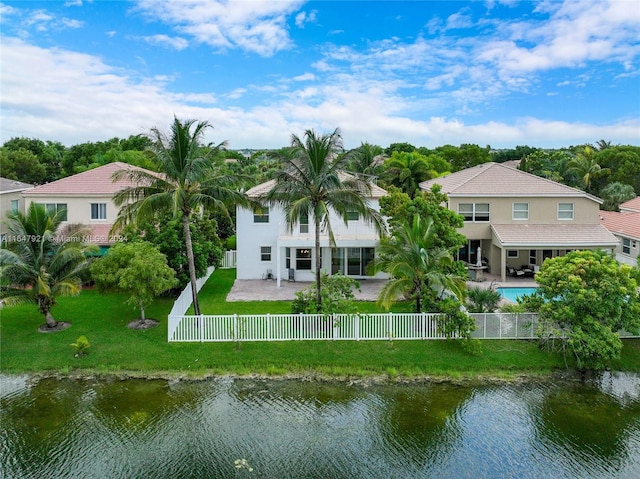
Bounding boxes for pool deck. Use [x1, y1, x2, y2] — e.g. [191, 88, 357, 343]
[226, 272, 537, 302]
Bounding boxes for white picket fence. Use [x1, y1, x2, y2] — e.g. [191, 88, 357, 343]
[221, 250, 237, 269]
[167, 266, 215, 340]
[167, 312, 542, 342]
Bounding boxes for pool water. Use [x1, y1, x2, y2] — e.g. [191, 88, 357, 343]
[497, 287, 538, 302]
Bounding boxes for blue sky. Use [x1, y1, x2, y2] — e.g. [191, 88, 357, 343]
[1, 0, 639, 150]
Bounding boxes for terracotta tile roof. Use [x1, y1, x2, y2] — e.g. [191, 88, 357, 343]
[600, 210, 640, 241]
[246, 173, 387, 199]
[420, 162, 599, 200]
[491, 223, 619, 247]
[22, 162, 158, 196]
[0, 177, 33, 193]
[619, 197, 640, 213]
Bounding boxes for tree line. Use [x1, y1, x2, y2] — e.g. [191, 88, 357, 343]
[2, 134, 638, 210]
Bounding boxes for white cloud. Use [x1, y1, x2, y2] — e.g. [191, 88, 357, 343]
[295, 9, 317, 28]
[142, 34, 189, 50]
[133, 0, 305, 56]
[293, 73, 315, 82]
[1, 36, 638, 150]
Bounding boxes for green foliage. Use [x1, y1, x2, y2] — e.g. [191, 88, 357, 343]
[533, 250, 640, 370]
[379, 186, 466, 253]
[121, 212, 222, 290]
[291, 274, 361, 314]
[381, 151, 439, 197]
[600, 182, 636, 211]
[90, 241, 177, 320]
[70, 336, 90, 356]
[112, 118, 248, 315]
[0, 147, 46, 184]
[0, 203, 96, 328]
[371, 214, 466, 313]
[466, 286, 501, 313]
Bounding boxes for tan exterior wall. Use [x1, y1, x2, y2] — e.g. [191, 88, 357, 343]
[0, 192, 26, 237]
[449, 195, 600, 240]
[23, 195, 119, 225]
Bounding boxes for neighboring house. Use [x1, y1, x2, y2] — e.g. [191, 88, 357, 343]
[600, 197, 640, 266]
[419, 162, 619, 282]
[21, 162, 157, 252]
[619, 196, 640, 213]
[0, 177, 34, 241]
[236, 178, 389, 286]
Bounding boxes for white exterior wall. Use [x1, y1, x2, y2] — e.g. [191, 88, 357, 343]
[236, 200, 389, 283]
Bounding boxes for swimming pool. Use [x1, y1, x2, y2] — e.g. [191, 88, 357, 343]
[497, 287, 538, 302]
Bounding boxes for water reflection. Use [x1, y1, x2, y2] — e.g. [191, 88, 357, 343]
[2, 374, 640, 479]
[533, 373, 640, 477]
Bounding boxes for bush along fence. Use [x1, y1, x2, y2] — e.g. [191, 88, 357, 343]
[168, 312, 547, 342]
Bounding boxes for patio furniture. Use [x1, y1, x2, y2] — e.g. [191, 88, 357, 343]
[519, 265, 535, 277]
[507, 266, 525, 277]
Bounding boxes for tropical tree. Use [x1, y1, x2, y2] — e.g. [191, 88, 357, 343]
[566, 146, 610, 193]
[532, 250, 640, 370]
[0, 203, 96, 330]
[600, 182, 636, 211]
[265, 128, 386, 311]
[90, 241, 177, 325]
[382, 151, 437, 198]
[344, 142, 384, 176]
[112, 117, 249, 315]
[370, 214, 466, 313]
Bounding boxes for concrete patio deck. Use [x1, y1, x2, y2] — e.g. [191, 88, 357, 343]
[226, 272, 538, 302]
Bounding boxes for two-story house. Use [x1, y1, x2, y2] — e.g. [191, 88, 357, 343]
[0, 177, 34, 241]
[419, 162, 619, 282]
[600, 197, 640, 266]
[21, 162, 157, 253]
[236, 178, 389, 287]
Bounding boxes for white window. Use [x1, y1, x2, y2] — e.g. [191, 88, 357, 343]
[558, 203, 574, 220]
[300, 214, 309, 233]
[10, 199, 19, 213]
[458, 203, 490, 222]
[507, 250, 519, 258]
[44, 203, 67, 221]
[623, 238, 631, 255]
[260, 246, 271, 262]
[512, 203, 529, 220]
[296, 249, 312, 270]
[91, 203, 107, 220]
[253, 206, 269, 223]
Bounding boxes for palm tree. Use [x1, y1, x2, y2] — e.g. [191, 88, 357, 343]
[0, 203, 96, 330]
[345, 142, 384, 177]
[265, 128, 386, 311]
[370, 214, 466, 313]
[566, 146, 610, 193]
[382, 151, 437, 197]
[112, 117, 248, 315]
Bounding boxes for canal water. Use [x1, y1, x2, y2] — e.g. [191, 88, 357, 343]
[2, 373, 640, 479]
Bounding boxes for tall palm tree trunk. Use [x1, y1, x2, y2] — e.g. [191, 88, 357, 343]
[315, 216, 322, 311]
[44, 310, 58, 328]
[182, 214, 201, 316]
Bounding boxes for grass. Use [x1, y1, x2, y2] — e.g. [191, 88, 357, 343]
[2, 268, 639, 379]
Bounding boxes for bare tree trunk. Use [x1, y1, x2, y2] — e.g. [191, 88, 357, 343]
[315, 216, 322, 312]
[44, 310, 58, 328]
[182, 213, 201, 316]
[140, 302, 146, 321]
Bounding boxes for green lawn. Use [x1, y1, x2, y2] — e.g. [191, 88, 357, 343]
[2, 268, 639, 379]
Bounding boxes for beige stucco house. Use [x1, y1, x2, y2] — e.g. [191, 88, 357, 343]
[419, 162, 619, 282]
[0, 177, 34, 241]
[20, 162, 156, 252]
[600, 197, 640, 266]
